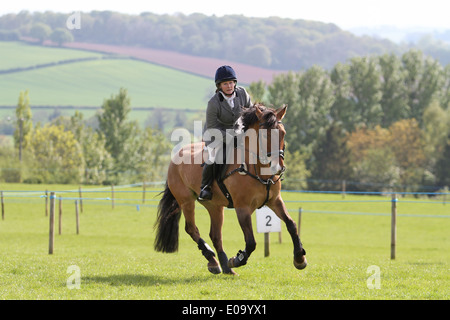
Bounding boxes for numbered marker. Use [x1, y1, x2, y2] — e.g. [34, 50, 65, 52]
[256, 206, 281, 233]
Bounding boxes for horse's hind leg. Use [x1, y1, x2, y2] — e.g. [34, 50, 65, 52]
[181, 200, 221, 274]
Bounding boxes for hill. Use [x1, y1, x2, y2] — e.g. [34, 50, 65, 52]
[0, 41, 215, 109]
[0, 11, 403, 70]
[64, 42, 284, 85]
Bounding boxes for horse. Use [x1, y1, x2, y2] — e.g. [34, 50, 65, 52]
[154, 104, 307, 275]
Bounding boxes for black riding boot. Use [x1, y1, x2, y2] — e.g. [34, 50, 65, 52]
[198, 163, 214, 201]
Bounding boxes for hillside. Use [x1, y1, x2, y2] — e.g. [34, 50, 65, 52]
[0, 42, 214, 109]
[0, 11, 403, 70]
[64, 42, 284, 84]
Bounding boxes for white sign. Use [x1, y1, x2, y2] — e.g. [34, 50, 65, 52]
[256, 206, 281, 233]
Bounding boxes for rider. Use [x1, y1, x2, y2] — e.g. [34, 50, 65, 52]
[198, 65, 252, 201]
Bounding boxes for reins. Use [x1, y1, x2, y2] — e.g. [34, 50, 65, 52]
[222, 119, 286, 208]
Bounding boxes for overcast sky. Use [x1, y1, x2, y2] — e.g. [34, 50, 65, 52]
[1, 0, 449, 30]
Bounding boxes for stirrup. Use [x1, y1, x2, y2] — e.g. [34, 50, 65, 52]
[198, 186, 212, 201]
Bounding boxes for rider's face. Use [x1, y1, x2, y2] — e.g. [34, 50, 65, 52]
[219, 81, 236, 96]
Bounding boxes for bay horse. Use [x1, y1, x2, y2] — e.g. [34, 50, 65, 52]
[154, 104, 307, 275]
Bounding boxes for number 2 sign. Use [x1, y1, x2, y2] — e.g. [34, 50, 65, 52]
[256, 206, 281, 233]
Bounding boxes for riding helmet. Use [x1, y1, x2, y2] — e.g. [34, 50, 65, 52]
[215, 65, 237, 85]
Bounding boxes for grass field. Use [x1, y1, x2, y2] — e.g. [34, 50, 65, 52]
[0, 41, 213, 109]
[0, 182, 448, 300]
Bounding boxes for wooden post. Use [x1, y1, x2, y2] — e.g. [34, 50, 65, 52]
[342, 180, 346, 199]
[75, 200, 80, 235]
[49, 192, 55, 254]
[391, 193, 397, 260]
[58, 196, 62, 235]
[297, 207, 302, 236]
[264, 233, 270, 257]
[142, 181, 146, 204]
[78, 186, 83, 213]
[111, 184, 115, 209]
[1, 191, 4, 221]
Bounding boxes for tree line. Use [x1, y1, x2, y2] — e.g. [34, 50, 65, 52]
[0, 88, 172, 185]
[249, 49, 450, 192]
[3, 10, 450, 70]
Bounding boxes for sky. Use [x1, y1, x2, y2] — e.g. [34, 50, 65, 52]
[1, 0, 449, 30]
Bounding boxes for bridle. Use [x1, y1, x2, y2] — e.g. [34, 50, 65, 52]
[222, 119, 286, 208]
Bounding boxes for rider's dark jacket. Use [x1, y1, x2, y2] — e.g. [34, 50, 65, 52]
[204, 86, 251, 147]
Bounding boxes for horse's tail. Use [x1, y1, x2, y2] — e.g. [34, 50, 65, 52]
[154, 181, 181, 253]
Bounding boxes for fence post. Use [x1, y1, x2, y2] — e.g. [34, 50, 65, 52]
[264, 233, 270, 257]
[391, 193, 397, 260]
[78, 186, 83, 213]
[58, 196, 62, 235]
[1, 191, 4, 221]
[142, 181, 146, 204]
[342, 180, 346, 199]
[297, 207, 302, 236]
[45, 189, 48, 216]
[49, 192, 55, 254]
[75, 200, 80, 235]
[111, 184, 115, 209]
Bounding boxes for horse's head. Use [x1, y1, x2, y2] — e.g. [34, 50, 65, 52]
[235, 104, 287, 176]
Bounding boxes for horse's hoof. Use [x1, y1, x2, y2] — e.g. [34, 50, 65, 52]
[294, 256, 307, 270]
[224, 268, 239, 276]
[227, 257, 236, 269]
[208, 264, 222, 274]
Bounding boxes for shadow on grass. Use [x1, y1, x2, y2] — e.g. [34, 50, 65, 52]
[83, 273, 223, 287]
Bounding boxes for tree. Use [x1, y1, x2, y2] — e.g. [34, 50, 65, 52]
[26, 124, 84, 184]
[97, 88, 144, 183]
[97, 88, 133, 162]
[134, 127, 172, 183]
[14, 90, 32, 161]
[348, 56, 383, 129]
[378, 53, 410, 127]
[267, 72, 299, 152]
[50, 27, 74, 46]
[282, 149, 310, 190]
[65, 111, 113, 185]
[30, 22, 51, 44]
[309, 122, 352, 191]
[402, 50, 444, 126]
[435, 132, 450, 188]
[296, 65, 335, 152]
[248, 80, 266, 103]
[388, 119, 427, 191]
[330, 62, 355, 132]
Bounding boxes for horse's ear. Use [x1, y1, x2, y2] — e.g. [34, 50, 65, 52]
[255, 104, 264, 120]
[276, 104, 287, 121]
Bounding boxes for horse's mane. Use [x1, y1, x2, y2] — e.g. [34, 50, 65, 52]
[235, 104, 278, 132]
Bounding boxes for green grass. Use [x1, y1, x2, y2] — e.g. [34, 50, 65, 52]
[0, 41, 213, 109]
[0, 183, 449, 300]
[0, 41, 104, 71]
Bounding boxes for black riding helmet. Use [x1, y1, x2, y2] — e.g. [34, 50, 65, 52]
[215, 65, 237, 86]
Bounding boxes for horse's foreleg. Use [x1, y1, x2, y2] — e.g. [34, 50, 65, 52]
[228, 207, 256, 269]
[268, 198, 307, 270]
[207, 205, 237, 275]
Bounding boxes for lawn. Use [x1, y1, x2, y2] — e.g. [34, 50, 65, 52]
[0, 183, 448, 300]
